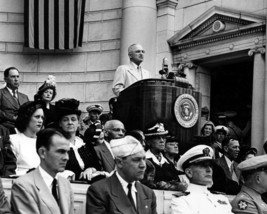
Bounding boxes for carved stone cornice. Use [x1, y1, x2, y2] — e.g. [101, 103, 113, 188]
[248, 47, 265, 56]
[173, 23, 265, 50]
[156, 0, 178, 9]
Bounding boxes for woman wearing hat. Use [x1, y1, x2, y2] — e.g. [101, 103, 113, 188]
[55, 99, 105, 182]
[34, 75, 57, 127]
[10, 101, 44, 175]
[144, 123, 187, 191]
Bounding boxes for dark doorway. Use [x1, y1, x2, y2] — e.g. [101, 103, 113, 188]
[197, 52, 253, 145]
[210, 60, 253, 126]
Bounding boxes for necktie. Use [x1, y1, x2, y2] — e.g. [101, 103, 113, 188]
[12, 90, 19, 104]
[127, 183, 136, 210]
[230, 162, 239, 183]
[52, 179, 59, 204]
[137, 66, 143, 79]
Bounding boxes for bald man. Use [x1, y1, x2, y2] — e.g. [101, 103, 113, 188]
[112, 44, 151, 96]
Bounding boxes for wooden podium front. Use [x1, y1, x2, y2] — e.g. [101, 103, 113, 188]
[113, 79, 201, 152]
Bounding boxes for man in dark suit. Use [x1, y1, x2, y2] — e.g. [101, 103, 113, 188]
[0, 125, 16, 177]
[87, 135, 157, 214]
[94, 119, 125, 173]
[0, 67, 29, 134]
[11, 128, 74, 214]
[212, 137, 241, 194]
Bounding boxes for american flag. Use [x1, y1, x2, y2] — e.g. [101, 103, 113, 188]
[24, 0, 86, 50]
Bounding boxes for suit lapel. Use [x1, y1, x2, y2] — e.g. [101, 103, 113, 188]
[127, 63, 140, 81]
[2, 87, 19, 109]
[58, 176, 71, 214]
[221, 156, 231, 179]
[110, 174, 136, 214]
[33, 169, 61, 214]
[101, 143, 115, 170]
[136, 182, 151, 214]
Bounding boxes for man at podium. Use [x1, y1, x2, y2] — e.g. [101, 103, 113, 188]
[112, 44, 151, 96]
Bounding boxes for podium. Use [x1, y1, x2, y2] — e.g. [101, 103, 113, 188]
[113, 78, 201, 152]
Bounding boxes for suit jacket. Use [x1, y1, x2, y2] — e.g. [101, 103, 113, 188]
[94, 142, 115, 173]
[112, 62, 150, 96]
[86, 173, 157, 214]
[0, 125, 16, 177]
[0, 177, 12, 214]
[0, 87, 29, 130]
[215, 156, 241, 181]
[11, 168, 74, 214]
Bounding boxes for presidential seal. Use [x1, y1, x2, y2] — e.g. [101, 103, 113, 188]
[174, 94, 199, 128]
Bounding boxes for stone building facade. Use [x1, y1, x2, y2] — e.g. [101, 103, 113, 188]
[0, 0, 266, 151]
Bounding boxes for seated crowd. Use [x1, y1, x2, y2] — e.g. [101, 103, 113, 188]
[0, 67, 266, 214]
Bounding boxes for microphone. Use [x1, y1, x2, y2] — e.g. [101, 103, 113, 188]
[159, 58, 169, 76]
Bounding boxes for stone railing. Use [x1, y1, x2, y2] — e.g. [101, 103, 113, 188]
[2, 178, 176, 214]
[2, 178, 235, 214]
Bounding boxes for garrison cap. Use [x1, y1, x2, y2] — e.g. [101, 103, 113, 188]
[177, 145, 213, 171]
[238, 154, 267, 171]
[110, 135, 144, 158]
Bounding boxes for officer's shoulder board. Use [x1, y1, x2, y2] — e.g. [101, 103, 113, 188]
[173, 191, 190, 198]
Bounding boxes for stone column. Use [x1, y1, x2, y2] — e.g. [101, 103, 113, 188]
[248, 47, 266, 154]
[120, 0, 157, 74]
[156, 0, 178, 77]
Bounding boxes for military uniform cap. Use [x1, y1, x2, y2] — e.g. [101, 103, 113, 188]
[238, 154, 267, 171]
[177, 145, 213, 171]
[86, 104, 103, 114]
[110, 135, 144, 158]
[215, 125, 229, 135]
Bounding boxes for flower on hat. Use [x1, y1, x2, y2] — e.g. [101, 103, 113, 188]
[45, 75, 56, 87]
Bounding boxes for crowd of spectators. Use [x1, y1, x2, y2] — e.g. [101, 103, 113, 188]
[0, 45, 264, 214]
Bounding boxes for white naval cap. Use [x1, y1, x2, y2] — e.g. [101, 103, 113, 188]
[110, 135, 144, 158]
[215, 125, 229, 134]
[177, 145, 213, 171]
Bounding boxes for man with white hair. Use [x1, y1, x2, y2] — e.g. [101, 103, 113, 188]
[171, 145, 233, 214]
[112, 43, 151, 96]
[86, 135, 157, 214]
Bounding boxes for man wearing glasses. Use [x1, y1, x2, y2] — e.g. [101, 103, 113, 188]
[94, 120, 126, 173]
[231, 155, 267, 213]
[112, 43, 151, 96]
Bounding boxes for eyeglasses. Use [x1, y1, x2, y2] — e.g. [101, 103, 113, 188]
[111, 128, 126, 133]
[134, 50, 145, 54]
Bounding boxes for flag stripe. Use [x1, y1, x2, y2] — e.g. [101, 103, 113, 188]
[78, 0, 85, 46]
[44, 0, 49, 49]
[24, 0, 29, 47]
[64, 0, 69, 49]
[34, 0, 39, 49]
[38, 0, 44, 49]
[54, 0, 59, 49]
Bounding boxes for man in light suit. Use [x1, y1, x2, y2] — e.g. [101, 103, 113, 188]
[112, 44, 151, 96]
[94, 120, 125, 173]
[0, 67, 29, 134]
[87, 135, 157, 214]
[11, 128, 74, 214]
